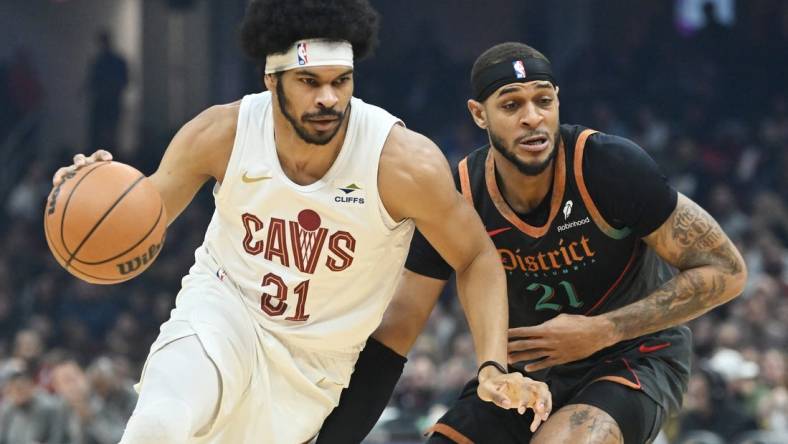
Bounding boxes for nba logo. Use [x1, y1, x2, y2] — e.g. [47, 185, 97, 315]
[297, 42, 308, 65]
[513, 60, 526, 79]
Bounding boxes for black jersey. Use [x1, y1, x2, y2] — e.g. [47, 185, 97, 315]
[407, 124, 691, 412]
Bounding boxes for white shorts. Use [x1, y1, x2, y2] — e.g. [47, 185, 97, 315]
[137, 255, 358, 444]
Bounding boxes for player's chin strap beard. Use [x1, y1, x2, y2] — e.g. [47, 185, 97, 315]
[266, 38, 354, 146]
[274, 75, 349, 146]
[489, 126, 561, 177]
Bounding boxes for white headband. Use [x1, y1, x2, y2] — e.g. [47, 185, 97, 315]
[264, 39, 354, 74]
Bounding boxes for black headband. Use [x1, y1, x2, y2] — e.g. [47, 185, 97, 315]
[472, 57, 556, 102]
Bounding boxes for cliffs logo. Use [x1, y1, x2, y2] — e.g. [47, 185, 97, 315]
[335, 183, 364, 204]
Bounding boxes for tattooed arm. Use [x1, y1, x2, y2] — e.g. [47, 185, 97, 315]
[598, 193, 747, 342]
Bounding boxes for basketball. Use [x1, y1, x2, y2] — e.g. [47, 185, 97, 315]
[43, 161, 167, 285]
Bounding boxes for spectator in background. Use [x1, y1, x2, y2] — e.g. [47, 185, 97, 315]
[0, 3, 786, 441]
[86, 30, 128, 151]
[51, 357, 137, 444]
[756, 349, 788, 432]
[12, 329, 44, 377]
[678, 365, 758, 441]
[0, 360, 67, 444]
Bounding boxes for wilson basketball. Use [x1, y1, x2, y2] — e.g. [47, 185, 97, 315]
[44, 161, 167, 284]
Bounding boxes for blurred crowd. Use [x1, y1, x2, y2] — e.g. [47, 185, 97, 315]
[1, 1, 787, 443]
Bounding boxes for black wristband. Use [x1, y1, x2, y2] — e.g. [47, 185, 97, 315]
[477, 360, 507, 377]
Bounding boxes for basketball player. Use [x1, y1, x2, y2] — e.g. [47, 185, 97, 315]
[317, 42, 748, 443]
[51, 5, 552, 444]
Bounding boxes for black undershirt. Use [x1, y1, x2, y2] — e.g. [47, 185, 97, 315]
[406, 132, 678, 280]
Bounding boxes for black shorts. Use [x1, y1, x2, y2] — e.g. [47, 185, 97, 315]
[429, 379, 663, 444]
[428, 328, 691, 444]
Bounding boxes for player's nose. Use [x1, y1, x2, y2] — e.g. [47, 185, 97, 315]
[316, 84, 339, 109]
[519, 103, 544, 128]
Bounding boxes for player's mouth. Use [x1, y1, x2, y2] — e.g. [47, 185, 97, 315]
[517, 134, 550, 152]
[306, 118, 339, 130]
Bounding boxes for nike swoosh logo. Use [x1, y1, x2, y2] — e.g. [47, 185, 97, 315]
[242, 172, 273, 183]
[487, 227, 512, 237]
[638, 342, 670, 354]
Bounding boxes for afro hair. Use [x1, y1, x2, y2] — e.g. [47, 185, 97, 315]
[240, 0, 380, 67]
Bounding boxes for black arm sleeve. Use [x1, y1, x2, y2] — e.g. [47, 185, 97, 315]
[316, 337, 407, 444]
[403, 162, 463, 280]
[583, 133, 678, 238]
[404, 228, 454, 280]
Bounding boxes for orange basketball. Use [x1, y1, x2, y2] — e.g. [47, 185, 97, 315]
[43, 161, 167, 284]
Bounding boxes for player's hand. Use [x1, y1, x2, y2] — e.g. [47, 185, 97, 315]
[477, 367, 552, 432]
[508, 313, 617, 372]
[52, 149, 113, 186]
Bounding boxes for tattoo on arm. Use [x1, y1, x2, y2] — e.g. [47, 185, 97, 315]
[671, 204, 742, 274]
[603, 196, 745, 341]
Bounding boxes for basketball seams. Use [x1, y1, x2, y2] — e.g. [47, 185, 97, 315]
[71, 202, 165, 265]
[64, 174, 146, 268]
[58, 162, 111, 256]
[44, 226, 126, 283]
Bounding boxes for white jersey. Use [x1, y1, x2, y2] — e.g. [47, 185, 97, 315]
[197, 91, 414, 354]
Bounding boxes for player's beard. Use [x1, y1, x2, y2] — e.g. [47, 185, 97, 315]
[276, 80, 348, 146]
[488, 125, 561, 176]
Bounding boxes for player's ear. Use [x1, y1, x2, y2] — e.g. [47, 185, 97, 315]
[263, 74, 277, 93]
[467, 99, 488, 130]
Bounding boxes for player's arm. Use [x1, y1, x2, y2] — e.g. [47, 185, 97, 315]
[317, 270, 445, 444]
[509, 134, 745, 372]
[147, 103, 237, 225]
[598, 193, 747, 341]
[380, 125, 508, 369]
[319, 127, 551, 444]
[52, 102, 238, 226]
[373, 269, 446, 354]
[380, 126, 550, 419]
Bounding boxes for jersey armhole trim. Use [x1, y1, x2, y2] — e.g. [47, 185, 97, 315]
[458, 157, 473, 205]
[377, 120, 412, 231]
[214, 96, 251, 202]
[573, 129, 632, 240]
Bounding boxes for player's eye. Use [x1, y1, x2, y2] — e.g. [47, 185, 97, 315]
[501, 101, 518, 111]
[300, 78, 318, 86]
[539, 97, 553, 106]
[332, 77, 350, 86]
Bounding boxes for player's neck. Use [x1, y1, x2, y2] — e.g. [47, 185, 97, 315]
[493, 151, 554, 215]
[271, 109, 350, 186]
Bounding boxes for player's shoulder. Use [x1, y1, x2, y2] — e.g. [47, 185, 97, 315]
[574, 125, 667, 192]
[172, 101, 241, 180]
[381, 125, 448, 181]
[580, 126, 651, 164]
[182, 102, 240, 153]
[186, 101, 241, 143]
